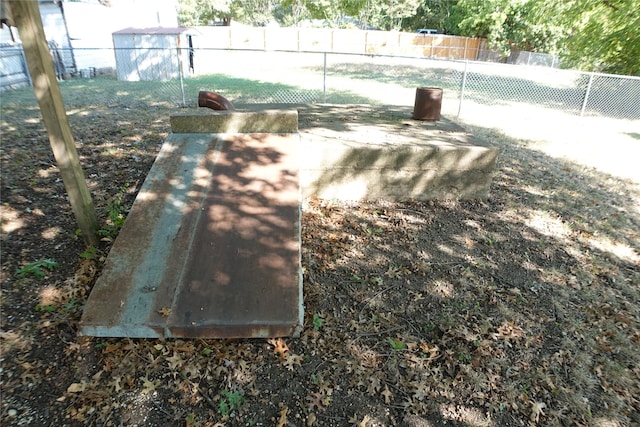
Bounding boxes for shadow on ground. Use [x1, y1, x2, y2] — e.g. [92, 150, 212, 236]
[0, 105, 638, 426]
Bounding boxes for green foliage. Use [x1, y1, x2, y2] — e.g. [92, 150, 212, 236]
[310, 373, 320, 384]
[230, 0, 275, 26]
[16, 258, 59, 279]
[356, 0, 421, 30]
[303, 0, 342, 22]
[448, 0, 639, 75]
[279, 0, 311, 26]
[34, 299, 79, 314]
[312, 313, 324, 330]
[219, 390, 244, 416]
[62, 299, 79, 312]
[404, 0, 457, 33]
[458, 352, 472, 363]
[422, 322, 436, 334]
[178, 0, 204, 26]
[450, 0, 553, 56]
[549, 0, 640, 75]
[174, 0, 640, 74]
[35, 304, 57, 312]
[388, 337, 406, 350]
[378, 0, 422, 30]
[178, 0, 232, 26]
[98, 191, 128, 240]
[80, 246, 97, 260]
[97, 199, 125, 238]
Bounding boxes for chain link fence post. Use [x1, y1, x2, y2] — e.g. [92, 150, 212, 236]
[580, 72, 594, 117]
[177, 46, 186, 107]
[457, 60, 468, 118]
[323, 52, 327, 104]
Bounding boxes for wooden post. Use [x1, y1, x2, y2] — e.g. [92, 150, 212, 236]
[9, 0, 98, 246]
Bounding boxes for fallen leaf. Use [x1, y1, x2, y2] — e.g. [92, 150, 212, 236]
[492, 321, 525, 341]
[381, 384, 393, 404]
[267, 338, 289, 360]
[366, 375, 381, 395]
[284, 354, 303, 371]
[306, 391, 330, 413]
[67, 382, 86, 393]
[530, 401, 546, 423]
[276, 406, 288, 427]
[140, 375, 159, 394]
[307, 412, 317, 426]
[108, 376, 122, 393]
[166, 353, 183, 370]
[412, 380, 429, 401]
[158, 306, 172, 317]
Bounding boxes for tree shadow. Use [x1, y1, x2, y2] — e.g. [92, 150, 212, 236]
[300, 109, 639, 425]
[80, 121, 303, 338]
[1, 98, 637, 425]
[0, 105, 169, 282]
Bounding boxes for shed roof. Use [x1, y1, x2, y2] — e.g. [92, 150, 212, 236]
[113, 27, 196, 35]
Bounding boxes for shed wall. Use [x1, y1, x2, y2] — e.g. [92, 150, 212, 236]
[113, 33, 189, 81]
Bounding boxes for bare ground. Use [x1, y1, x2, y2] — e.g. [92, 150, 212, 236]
[1, 104, 639, 427]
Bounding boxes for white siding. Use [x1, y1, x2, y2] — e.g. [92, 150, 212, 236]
[113, 32, 190, 81]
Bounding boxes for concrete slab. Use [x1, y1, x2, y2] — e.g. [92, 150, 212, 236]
[293, 104, 498, 200]
[80, 132, 302, 338]
[170, 110, 299, 134]
[81, 104, 497, 339]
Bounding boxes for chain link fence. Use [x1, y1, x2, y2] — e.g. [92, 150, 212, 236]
[511, 50, 560, 68]
[2, 47, 639, 122]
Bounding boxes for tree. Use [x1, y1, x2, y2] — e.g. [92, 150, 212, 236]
[176, 0, 640, 74]
[448, 0, 639, 75]
[231, 0, 277, 25]
[279, 0, 311, 26]
[543, 0, 640, 75]
[178, 0, 200, 25]
[448, 0, 566, 55]
[450, 0, 520, 55]
[404, 0, 458, 33]
[304, 0, 343, 23]
[384, 0, 422, 30]
[359, 0, 420, 30]
[178, 0, 232, 26]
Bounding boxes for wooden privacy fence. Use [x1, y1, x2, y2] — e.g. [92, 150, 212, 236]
[194, 27, 482, 60]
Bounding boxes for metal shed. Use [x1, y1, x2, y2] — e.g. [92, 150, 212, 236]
[112, 27, 196, 81]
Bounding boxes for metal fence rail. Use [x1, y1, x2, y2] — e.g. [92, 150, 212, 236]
[1, 47, 639, 122]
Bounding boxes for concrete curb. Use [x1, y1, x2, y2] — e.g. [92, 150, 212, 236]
[170, 110, 299, 134]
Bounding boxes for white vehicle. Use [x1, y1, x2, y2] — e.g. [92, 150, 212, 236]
[417, 29, 442, 34]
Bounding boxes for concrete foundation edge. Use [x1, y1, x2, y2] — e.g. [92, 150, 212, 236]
[170, 110, 299, 134]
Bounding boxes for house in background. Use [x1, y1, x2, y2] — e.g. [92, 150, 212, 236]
[64, 0, 179, 70]
[1, 0, 76, 88]
[0, 0, 179, 90]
